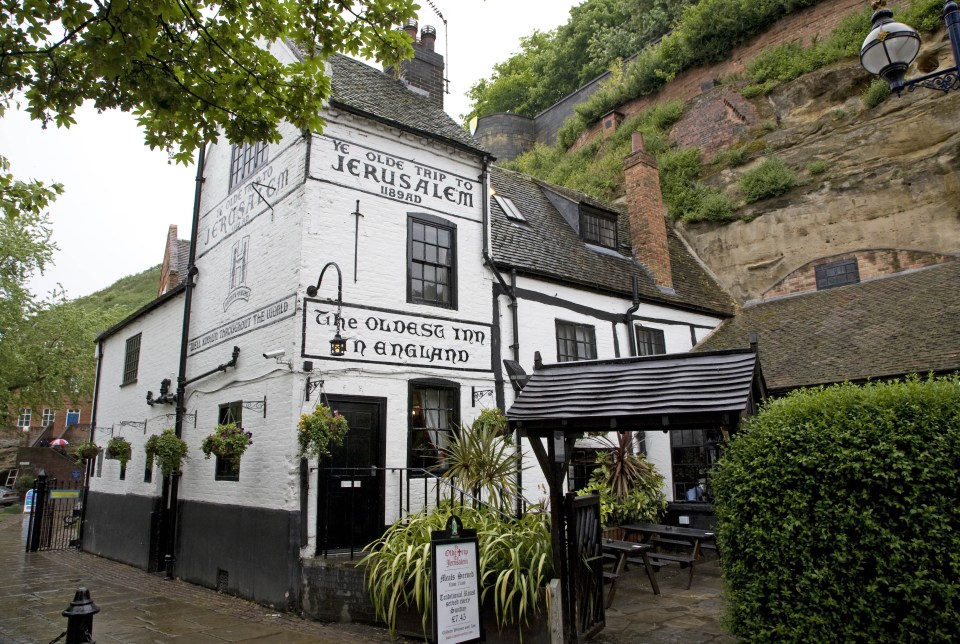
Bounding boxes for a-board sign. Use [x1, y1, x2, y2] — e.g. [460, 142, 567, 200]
[431, 515, 484, 644]
[23, 489, 34, 514]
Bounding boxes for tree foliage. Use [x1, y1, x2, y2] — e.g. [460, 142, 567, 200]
[466, 0, 693, 120]
[712, 377, 960, 642]
[1, 0, 419, 163]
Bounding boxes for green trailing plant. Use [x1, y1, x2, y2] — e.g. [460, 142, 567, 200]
[106, 437, 131, 466]
[861, 78, 891, 109]
[739, 156, 796, 203]
[361, 504, 552, 638]
[201, 423, 253, 461]
[297, 404, 349, 458]
[577, 432, 667, 527]
[75, 441, 101, 462]
[440, 409, 524, 512]
[712, 376, 960, 641]
[145, 428, 189, 476]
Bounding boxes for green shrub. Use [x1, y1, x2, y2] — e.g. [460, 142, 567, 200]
[683, 186, 737, 223]
[807, 159, 829, 175]
[739, 156, 796, 202]
[362, 504, 552, 636]
[712, 377, 960, 642]
[862, 78, 891, 109]
[726, 146, 750, 167]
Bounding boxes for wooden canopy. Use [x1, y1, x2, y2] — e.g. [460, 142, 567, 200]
[507, 348, 766, 436]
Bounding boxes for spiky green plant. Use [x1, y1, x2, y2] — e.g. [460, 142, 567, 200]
[440, 410, 524, 513]
[577, 432, 667, 527]
[361, 504, 551, 638]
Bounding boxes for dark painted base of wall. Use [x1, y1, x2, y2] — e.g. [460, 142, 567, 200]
[84, 492, 301, 611]
[83, 490, 159, 570]
[177, 500, 301, 612]
[302, 557, 549, 643]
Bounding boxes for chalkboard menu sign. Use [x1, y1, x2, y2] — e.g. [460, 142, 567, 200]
[431, 515, 484, 643]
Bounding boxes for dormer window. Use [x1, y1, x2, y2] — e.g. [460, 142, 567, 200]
[580, 205, 617, 249]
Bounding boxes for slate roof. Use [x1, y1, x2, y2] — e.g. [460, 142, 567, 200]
[507, 349, 762, 433]
[490, 167, 736, 317]
[695, 262, 960, 392]
[328, 54, 487, 155]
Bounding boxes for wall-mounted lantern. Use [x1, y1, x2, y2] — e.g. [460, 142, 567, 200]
[306, 261, 347, 357]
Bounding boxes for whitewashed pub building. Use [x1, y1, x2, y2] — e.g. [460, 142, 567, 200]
[84, 26, 734, 610]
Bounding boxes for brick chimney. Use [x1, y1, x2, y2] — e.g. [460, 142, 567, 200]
[624, 132, 673, 289]
[384, 21, 445, 109]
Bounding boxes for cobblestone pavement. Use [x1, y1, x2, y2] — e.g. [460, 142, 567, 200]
[0, 511, 733, 643]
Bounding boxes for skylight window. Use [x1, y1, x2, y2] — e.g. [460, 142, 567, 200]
[494, 195, 526, 222]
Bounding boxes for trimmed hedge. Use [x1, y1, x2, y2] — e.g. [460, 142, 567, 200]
[712, 377, 960, 642]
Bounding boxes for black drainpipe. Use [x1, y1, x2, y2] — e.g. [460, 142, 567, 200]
[479, 156, 524, 515]
[165, 144, 206, 580]
[624, 276, 640, 357]
[79, 339, 106, 546]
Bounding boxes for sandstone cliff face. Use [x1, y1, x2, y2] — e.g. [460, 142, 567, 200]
[677, 49, 960, 303]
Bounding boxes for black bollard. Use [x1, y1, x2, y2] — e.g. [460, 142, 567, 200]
[62, 587, 99, 643]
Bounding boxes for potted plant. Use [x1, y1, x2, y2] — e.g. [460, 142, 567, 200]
[297, 404, 349, 458]
[75, 441, 101, 461]
[201, 423, 253, 461]
[145, 428, 189, 476]
[106, 437, 132, 467]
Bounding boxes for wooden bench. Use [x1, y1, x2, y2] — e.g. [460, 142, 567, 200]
[629, 552, 699, 589]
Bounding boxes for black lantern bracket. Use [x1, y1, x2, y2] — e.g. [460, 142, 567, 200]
[118, 419, 147, 434]
[306, 261, 348, 357]
[471, 386, 494, 407]
[242, 396, 267, 418]
[305, 377, 324, 402]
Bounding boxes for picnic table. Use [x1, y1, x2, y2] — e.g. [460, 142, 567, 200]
[601, 538, 659, 607]
[620, 522, 717, 589]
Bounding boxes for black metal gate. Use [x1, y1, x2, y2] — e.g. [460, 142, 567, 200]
[26, 474, 84, 552]
[565, 492, 605, 642]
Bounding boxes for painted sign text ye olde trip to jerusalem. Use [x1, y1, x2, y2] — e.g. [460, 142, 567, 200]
[328, 138, 475, 208]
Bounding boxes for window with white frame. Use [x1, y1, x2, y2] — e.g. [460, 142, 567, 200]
[41, 408, 56, 427]
[66, 409, 81, 426]
[17, 408, 32, 429]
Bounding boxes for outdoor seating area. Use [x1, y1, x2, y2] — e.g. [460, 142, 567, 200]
[602, 521, 718, 610]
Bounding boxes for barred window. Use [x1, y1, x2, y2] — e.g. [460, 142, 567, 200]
[556, 321, 597, 362]
[122, 333, 141, 386]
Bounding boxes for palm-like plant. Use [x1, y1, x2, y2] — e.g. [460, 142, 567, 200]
[578, 431, 667, 527]
[440, 409, 523, 513]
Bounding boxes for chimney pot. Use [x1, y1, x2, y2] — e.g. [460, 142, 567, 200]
[403, 19, 418, 40]
[420, 25, 437, 51]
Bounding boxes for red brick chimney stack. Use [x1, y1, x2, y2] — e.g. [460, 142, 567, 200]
[384, 19, 445, 109]
[624, 132, 673, 290]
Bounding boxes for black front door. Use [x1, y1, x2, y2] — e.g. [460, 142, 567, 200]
[317, 396, 385, 552]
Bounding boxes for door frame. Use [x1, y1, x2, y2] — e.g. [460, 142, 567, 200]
[319, 394, 387, 549]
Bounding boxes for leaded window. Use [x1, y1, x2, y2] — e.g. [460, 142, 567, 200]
[636, 326, 666, 356]
[580, 206, 617, 249]
[556, 321, 597, 362]
[408, 382, 459, 472]
[229, 141, 269, 191]
[815, 258, 860, 290]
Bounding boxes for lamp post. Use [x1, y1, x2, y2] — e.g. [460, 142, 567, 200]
[306, 262, 347, 357]
[860, 0, 960, 94]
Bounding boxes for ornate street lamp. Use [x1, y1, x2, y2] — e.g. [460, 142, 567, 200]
[306, 262, 347, 357]
[861, 0, 960, 94]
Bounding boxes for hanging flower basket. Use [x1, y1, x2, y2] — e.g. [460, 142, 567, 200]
[75, 442, 101, 463]
[201, 423, 253, 461]
[298, 405, 349, 458]
[145, 428, 189, 476]
[106, 437, 132, 466]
